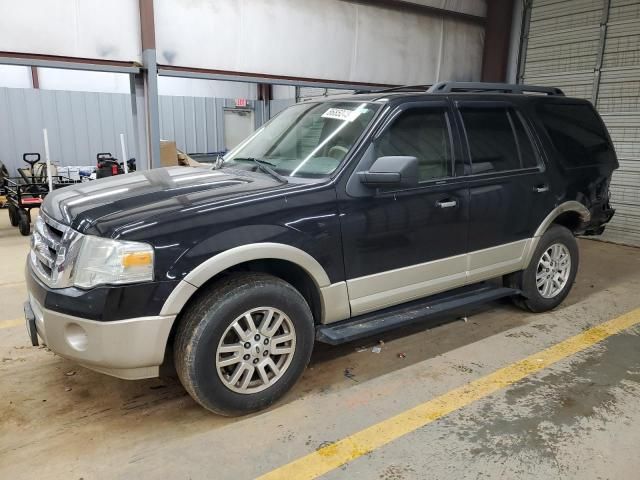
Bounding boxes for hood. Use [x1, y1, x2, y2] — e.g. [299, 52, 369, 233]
[42, 166, 288, 236]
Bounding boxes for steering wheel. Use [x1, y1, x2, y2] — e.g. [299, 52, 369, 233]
[328, 145, 349, 160]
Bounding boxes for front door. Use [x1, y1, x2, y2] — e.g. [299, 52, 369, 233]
[338, 101, 469, 316]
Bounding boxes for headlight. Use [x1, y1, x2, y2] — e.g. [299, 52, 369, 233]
[72, 236, 154, 288]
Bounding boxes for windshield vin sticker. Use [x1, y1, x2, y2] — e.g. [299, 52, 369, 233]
[322, 108, 362, 122]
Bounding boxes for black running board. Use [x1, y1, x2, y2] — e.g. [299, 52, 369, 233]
[316, 283, 520, 345]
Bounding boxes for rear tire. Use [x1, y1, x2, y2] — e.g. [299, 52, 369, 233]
[506, 225, 578, 312]
[17, 209, 30, 236]
[174, 273, 314, 416]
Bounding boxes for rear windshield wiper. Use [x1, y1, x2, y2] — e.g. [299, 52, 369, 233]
[231, 157, 288, 183]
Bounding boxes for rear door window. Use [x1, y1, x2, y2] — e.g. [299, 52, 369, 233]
[537, 103, 616, 168]
[459, 105, 539, 174]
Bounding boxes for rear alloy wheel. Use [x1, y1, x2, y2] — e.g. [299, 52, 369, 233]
[535, 243, 571, 299]
[174, 273, 314, 416]
[506, 225, 579, 312]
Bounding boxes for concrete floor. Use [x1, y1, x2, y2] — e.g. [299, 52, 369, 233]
[1, 211, 640, 480]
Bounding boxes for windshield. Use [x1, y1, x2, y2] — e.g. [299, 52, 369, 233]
[223, 101, 380, 178]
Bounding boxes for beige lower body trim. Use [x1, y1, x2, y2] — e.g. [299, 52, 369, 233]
[29, 295, 173, 380]
[320, 282, 351, 324]
[466, 239, 531, 283]
[348, 254, 467, 317]
[347, 239, 531, 317]
[84, 365, 160, 380]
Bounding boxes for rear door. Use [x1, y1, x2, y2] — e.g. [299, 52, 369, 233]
[453, 100, 554, 282]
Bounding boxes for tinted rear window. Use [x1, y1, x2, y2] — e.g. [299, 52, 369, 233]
[460, 106, 539, 174]
[537, 103, 616, 168]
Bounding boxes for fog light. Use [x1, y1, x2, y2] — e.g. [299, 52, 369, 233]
[65, 323, 88, 351]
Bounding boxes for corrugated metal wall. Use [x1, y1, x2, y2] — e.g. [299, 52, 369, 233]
[269, 99, 296, 118]
[0, 88, 263, 175]
[0, 87, 136, 174]
[158, 96, 228, 154]
[521, 0, 640, 246]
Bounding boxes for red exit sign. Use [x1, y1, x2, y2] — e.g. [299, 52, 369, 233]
[235, 98, 247, 108]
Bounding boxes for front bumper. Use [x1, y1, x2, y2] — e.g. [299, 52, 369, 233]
[25, 294, 175, 380]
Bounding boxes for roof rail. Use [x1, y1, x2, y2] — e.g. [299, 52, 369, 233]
[427, 81, 565, 96]
[357, 84, 431, 94]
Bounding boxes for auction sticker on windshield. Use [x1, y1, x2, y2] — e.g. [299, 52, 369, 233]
[321, 107, 363, 122]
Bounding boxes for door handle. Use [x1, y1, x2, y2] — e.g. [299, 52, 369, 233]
[533, 185, 549, 193]
[436, 199, 457, 209]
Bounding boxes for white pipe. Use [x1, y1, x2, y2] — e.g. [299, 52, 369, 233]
[42, 128, 53, 192]
[120, 133, 129, 174]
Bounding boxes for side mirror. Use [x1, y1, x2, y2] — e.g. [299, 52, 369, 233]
[358, 156, 419, 189]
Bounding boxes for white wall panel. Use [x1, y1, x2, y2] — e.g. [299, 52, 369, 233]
[0, 65, 32, 88]
[0, 0, 141, 62]
[154, 0, 485, 85]
[36, 69, 131, 94]
[157, 77, 258, 99]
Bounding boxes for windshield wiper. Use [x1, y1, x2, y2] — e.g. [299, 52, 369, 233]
[231, 157, 288, 183]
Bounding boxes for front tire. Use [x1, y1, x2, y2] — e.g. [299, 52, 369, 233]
[507, 225, 579, 312]
[174, 273, 314, 416]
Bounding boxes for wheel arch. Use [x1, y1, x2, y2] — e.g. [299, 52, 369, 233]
[160, 243, 349, 327]
[522, 201, 590, 268]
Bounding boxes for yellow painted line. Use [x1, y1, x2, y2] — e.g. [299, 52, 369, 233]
[0, 319, 23, 329]
[258, 307, 640, 480]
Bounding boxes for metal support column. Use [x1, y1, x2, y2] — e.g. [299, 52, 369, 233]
[592, 0, 611, 105]
[516, 0, 533, 84]
[142, 49, 161, 168]
[131, 0, 161, 169]
[129, 73, 149, 170]
[481, 0, 515, 82]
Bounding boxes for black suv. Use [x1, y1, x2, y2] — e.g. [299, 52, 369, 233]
[24, 82, 617, 415]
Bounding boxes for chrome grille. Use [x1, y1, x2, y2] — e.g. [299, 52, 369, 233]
[30, 213, 82, 288]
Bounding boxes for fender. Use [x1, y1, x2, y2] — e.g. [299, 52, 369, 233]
[159, 242, 350, 324]
[522, 201, 591, 268]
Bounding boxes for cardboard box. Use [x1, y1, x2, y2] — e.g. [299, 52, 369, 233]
[160, 140, 178, 167]
[160, 140, 208, 168]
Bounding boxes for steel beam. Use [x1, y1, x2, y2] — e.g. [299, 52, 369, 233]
[340, 0, 486, 25]
[0, 52, 140, 73]
[158, 66, 392, 91]
[30, 66, 39, 89]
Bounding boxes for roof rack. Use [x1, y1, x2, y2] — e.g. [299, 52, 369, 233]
[427, 81, 565, 96]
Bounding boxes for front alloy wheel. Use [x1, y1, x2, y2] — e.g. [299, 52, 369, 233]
[174, 273, 314, 416]
[216, 307, 296, 394]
